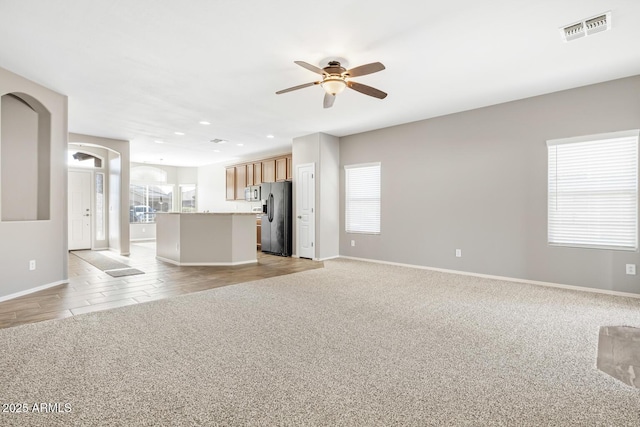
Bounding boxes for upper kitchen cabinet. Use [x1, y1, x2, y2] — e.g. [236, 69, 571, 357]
[276, 157, 287, 182]
[225, 155, 291, 200]
[225, 167, 235, 200]
[253, 162, 262, 185]
[262, 159, 276, 183]
[234, 164, 247, 200]
[247, 163, 254, 186]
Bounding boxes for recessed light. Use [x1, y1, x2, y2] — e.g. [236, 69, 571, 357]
[237, 143, 244, 147]
[199, 121, 210, 125]
[154, 140, 164, 144]
[266, 134, 275, 139]
[213, 149, 221, 153]
[174, 132, 185, 136]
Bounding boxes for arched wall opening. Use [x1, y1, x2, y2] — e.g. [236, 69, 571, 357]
[1, 92, 51, 221]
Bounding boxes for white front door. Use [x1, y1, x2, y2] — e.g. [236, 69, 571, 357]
[296, 163, 315, 259]
[68, 170, 92, 250]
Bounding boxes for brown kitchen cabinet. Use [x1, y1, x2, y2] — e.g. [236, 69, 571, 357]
[234, 165, 247, 200]
[276, 157, 287, 182]
[225, 154, 290, 198]
[247, 163, 254, 186]
[225, 167, 235, 200]
[256, 216, 262, 249]
[253, 162, 262, 185]
[262, 159, 276, 183]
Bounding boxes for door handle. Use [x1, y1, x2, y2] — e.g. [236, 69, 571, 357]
[83, 214, 91, 217]
[297, 215, 302, 219]
[269, 194, 274, 222]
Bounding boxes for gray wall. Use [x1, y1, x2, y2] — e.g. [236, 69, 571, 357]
[292, 132, 340, 260]
[0, 66, 68, 300]
[339, 75, 640, 295]
[1, 95, 38, 220]
[318, 133, 339, 260]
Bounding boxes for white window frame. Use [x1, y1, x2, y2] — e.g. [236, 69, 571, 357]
[547, 130, 639, 251]
[345, 162, 381, 234]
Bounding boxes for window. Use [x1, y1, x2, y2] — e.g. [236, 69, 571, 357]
[180, 185, 197, 213]
[345, 163, 381, 234]
[547, 130, 638, 251]
[95, 173, 105, 240]
[129, 184, 174, 223]
[129, 165, 174, 223]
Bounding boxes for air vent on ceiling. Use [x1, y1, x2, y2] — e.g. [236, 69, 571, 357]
[560, 11, 611, 42]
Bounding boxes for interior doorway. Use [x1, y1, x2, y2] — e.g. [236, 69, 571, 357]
[296, 163, 315, 259]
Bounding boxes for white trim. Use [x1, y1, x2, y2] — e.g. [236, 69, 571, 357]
[344, 161, 381, 170]
[0, 280, 67, 303]
[155, 256, 257, 266]
[317, 255, 340, 262]
[339, 256, 640, 300]
[546, 129, 639, 146]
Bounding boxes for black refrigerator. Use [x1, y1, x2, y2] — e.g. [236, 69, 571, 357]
[260, 181, 292, 256]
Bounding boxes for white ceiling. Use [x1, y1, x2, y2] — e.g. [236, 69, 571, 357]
[1, 0, 639, 167]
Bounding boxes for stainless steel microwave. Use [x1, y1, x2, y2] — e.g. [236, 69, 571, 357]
[244, 185, 261, 202]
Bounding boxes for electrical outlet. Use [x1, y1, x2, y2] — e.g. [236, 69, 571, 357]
[455, 249, 462, 258]
[351, 240, 356, 247]
[626, 264, 636, 275]
[29, 260, 36, 271]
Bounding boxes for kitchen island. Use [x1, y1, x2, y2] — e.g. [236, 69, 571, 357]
[156, 213, 257, 266]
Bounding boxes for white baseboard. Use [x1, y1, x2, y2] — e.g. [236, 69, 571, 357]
[0, 280, 68, 303]
[316, 255, 340, 262]
[156, 256, 257, 266]
[339, 256, 640, 300]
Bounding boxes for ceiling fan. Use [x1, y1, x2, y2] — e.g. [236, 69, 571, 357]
[276, 60, 387, 108]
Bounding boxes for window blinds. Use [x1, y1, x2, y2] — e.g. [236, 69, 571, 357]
[547, 131, 638, 251]
[345, 163, 381, 234]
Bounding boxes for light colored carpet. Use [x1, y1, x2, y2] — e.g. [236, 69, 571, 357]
[1, 259, 639, 426]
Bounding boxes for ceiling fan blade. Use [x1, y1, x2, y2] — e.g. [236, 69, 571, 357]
[323, 92, 336, 109]
[294, 61, 327, 75]
[347, 81, 388, 99]
[345, 62, 385, 78]
[275, 81, 320, 95]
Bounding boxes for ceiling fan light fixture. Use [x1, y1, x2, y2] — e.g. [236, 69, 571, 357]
[321, 77, 346, 95]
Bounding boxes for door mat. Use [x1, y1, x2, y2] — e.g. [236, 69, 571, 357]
[71, 250, 144, 276]
[105, 268, 145, 278]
